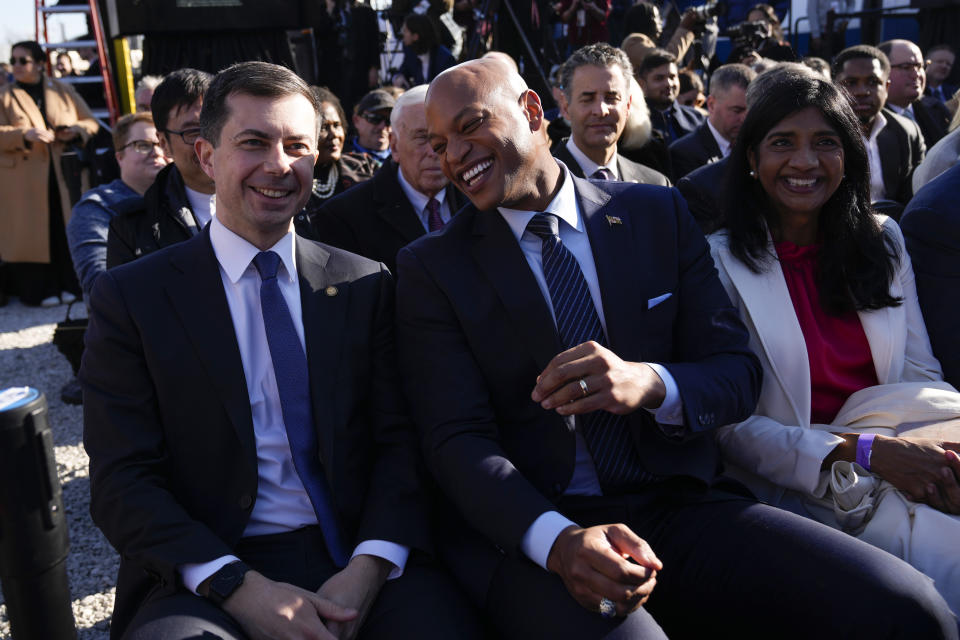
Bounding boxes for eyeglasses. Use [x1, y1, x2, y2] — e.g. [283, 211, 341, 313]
[10, 57, 34, 66]
[359, 112, 390, 126]
[119, 139, 163, 154]
[162, 127, 202, 144]
[890, 62, 923, 73]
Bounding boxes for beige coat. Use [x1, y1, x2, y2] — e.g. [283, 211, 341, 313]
[0, 76, 98, 263]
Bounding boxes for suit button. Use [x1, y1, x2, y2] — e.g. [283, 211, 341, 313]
[239, 494, 253, 509]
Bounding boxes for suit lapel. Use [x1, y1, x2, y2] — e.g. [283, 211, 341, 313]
[715, 240, 810, 424]
[296, 238, 345, 476]
[699, 124, 722, 159]
[876, 123, 901, 197]
[554, 144, 587, 179]
[575, 178, 644, 360]
[164, 230, 257, 460]
[471, 207, 561, 371]
[374, 162, 430, 243]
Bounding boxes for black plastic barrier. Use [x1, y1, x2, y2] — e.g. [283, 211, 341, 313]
[0, 388, 77, 639]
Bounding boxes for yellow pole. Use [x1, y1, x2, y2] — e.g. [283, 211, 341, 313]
[112, 37, 135, 115]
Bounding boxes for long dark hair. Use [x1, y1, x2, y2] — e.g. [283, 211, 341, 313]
[723, 69, 901, 314]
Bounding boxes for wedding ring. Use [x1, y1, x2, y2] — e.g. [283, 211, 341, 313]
[578, 378, 589, 398]
[598, 597, 616, 618]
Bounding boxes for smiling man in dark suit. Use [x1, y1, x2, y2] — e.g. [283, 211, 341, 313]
[310, 84, 467, 275]
[637, 49, 705, 145]
[551, 43, 669, 187]
[395, 57, 958, 640]
[81, 61, 478, 640]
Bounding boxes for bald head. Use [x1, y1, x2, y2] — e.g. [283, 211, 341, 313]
[425, 59, 560, 212]
[481, 50, 520, 74]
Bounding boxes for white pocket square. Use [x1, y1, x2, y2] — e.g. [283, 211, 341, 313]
[647, 293, 672, 309]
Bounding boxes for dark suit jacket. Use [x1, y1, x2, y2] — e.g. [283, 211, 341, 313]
[669, 122, 723, 182]
[676, 156, 728, 234]
[81, 229, 427, 637]
[397, 44, 457, 86]
[552, 140, 671, 186]
[308, 159, 468, 275]
[395, 176, 760, 596]
[913, 96, 952, 148]
[647, 99, 706, 145]
[106, 163, 199, 268]
[900, 163, 960, 388]
[877, 108, 926, 205]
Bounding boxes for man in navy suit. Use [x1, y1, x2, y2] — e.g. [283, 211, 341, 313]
[82, 61, 479, 640]
[395, 57, 958, 639]
[668, 64, 755, 181]
[901, 163, 960, 388]
[637, 49, 705, 145]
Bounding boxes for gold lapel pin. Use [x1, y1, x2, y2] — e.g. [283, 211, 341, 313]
[325, 286, 338, 297]
[606, 215, 623, 226]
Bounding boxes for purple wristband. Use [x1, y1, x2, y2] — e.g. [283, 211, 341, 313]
[855, 433, 876, 471]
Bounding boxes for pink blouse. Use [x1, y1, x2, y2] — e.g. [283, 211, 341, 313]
[774, 241, 879, 424]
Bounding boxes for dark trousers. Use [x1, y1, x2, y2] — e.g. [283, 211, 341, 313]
[481, 483, 958, 639]
[123, 526, 483, 640]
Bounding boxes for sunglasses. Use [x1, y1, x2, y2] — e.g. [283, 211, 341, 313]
[10, 57, 34, 66]
[119, 139, 163, 154]
[360, 112, 390, 126]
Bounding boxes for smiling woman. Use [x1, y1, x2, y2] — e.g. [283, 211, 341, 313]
[707, 66, 960, 613]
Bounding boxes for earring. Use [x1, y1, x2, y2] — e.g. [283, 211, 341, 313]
[749, 169, 756, 178]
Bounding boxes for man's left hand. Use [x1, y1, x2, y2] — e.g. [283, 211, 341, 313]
[531, 341, 666, 416]
[316, 554, 393, 639]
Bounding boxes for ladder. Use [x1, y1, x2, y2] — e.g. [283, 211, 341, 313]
[35, 0, 119, 125]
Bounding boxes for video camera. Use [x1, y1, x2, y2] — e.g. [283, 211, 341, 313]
[689, 0, 727, 21]
[723, 20, 771, 50]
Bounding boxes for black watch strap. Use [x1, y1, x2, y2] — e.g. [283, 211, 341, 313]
[206, 560, 250, 607]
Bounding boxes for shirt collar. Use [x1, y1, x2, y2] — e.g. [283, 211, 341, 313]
[565, 137, 619, 179]
[887, 102, 914, 118]
[498, 161, 582, 242]
[210, 215, 298, 285]
[705, 119, 731, 157]
[396, 163, 447, 214]
[866, 110, 887, 142]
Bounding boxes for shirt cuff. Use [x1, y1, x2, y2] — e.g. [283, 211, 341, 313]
[521, 511, 578, 571]
[645, 363, 683, 426]
[179, 555, 241, 595]
[352, 540, 409, 580]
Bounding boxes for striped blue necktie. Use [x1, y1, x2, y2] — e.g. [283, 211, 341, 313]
[526, 214, 653, 491]
[253, 250, 349, 566]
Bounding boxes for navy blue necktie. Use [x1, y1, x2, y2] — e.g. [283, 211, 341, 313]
[591, 167, 614, 181]
[526, 214, 654, 490]
[253, 251, 348, 567]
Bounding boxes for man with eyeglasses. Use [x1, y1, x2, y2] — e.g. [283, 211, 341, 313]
[348, 89, 394, 165]
[878, 39, 952, 148]
[107, 68, 215, 267]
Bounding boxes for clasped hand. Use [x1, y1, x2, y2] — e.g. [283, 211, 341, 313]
[531, 341, 666, 416]
[870, 435, 960, 514]
[547, 524, 662, 617]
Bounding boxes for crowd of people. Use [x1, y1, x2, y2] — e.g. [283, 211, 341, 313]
[2, 1, 960, 637]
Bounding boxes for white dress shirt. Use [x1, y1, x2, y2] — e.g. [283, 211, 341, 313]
[863, 112, 888, 202]
[706, 119, 732, 158]
[566, 137, 619, 180]
[184, 185, 215, 229]
[396, 166, 452, 231]
[178, 217, 407, 593]
[499, 162, 683, 570]
[887, 102, 916, 121]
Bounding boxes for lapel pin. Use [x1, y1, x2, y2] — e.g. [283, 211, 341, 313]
[606, 215, 623, 226]
[325, 286, 338, 297]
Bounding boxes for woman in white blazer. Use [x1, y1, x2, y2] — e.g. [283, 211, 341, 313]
[707, 67, 960, 613]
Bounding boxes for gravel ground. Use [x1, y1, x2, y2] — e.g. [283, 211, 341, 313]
[0, 299, 116, 639]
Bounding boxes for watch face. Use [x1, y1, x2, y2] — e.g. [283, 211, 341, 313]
[210, 561, 248, 604]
